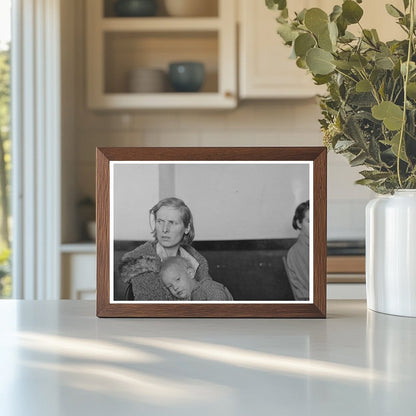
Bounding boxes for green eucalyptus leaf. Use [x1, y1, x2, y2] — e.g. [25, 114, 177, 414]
[363, 29, 376, 45]
[296, 57, 308, 69]
[306, 48, 335, 75]
[313, 74, 332, 85]
[333, 60, 353, 70]
[336, 15, 348, 36]
[407, 82, 416, 99]
[294, 33, 316, 58]
[385, 4, 404, 18]
[372, 101, 404, 130]
[334, 139, 355, 151]
[318, 27, 334, 52]
[356, 79, 372, 92]
[389, 132, 409, 162]
[350, 54, 368, 70]
[296, 8, 307, 23]
[330, 5, 342, 21]
[328, 21, 338, 44]
[371, 29, 380, 43]
[360, 170, 391, 180]
[276, 14, 288, 24]
[350, 152, 368, 167]
[277, 23, 299, 43]
[375, 55, 395, 70]
[266, 0, 287, 11]
[342, 0, 364, 24]
[304, 8, 329, 35]
[339, 31, 356, 43]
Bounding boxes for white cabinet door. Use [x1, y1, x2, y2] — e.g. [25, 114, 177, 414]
[238, 0, 403, 99]
[239, 0, 326, 99]
[62, 253, 96, 300]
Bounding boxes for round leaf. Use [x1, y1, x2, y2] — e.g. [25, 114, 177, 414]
[407, 82, 416, 99]
[375, 56, 395, 70]
[305, 48, 335, 75]
[304, 8, 329, 35]
[277, 23, 298, 43]
[356, 80, 372, 92]
[342, 0, 363, 24]
[318, 28, 334, 52]
[294, 33, 316, 58]
[371, 101, 404, 131]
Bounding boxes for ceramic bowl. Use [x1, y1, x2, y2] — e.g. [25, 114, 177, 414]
[128, 68, 167, 93]
[164, 0, 217, 17]
[114, 0, 158, 17]
[168, 62, 205, 92]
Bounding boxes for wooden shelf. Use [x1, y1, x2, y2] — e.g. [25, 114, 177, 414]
[101, 17, 221, 32]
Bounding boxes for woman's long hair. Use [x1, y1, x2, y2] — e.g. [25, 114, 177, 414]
[149, 197, 195, 245]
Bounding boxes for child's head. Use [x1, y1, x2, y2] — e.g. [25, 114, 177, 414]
[292, 200, 310, 237]
[160, 257, 195, 299]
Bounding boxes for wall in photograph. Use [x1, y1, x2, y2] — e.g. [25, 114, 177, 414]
[113, 163, 309, 241]
[175, 163, 309, 240]
[113, 164, 159, 240]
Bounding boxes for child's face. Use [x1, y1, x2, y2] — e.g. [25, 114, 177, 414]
[161, 265, 193, 299]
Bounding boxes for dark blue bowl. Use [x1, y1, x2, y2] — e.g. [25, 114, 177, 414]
[168, 62, 205, 92]
[114, 0, 157, 17]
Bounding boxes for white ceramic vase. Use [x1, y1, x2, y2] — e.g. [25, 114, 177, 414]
[366, 189, 416, 317]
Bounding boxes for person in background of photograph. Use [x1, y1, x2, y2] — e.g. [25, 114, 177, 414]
[284, 200, 310, 301]
[160, 256, 233, 301]
[119, 197, 213, 300]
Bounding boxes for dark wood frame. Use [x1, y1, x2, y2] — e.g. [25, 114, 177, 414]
[96, 147, 327, 318]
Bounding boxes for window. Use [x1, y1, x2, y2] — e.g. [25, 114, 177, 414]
[0, 0, 11, 298]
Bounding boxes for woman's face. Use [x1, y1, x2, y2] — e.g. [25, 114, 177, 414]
[300, 210, 310, 237]
[155, 206, 189, 250]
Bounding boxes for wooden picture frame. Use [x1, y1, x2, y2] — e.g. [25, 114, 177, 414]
[96, 147, 327, 318]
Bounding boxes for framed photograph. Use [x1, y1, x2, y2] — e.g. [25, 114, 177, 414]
[96, 147, 327, 318]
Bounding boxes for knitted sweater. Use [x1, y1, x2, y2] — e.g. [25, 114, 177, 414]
[119, 241, 211, 301]
[191, 280, 233, 301]
[286, 232, 309, 300]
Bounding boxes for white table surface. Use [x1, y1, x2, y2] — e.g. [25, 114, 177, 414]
[0, 300, 415, 416]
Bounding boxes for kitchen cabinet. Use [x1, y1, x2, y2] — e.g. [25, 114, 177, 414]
[86, 0, 237, 109]
[238, 0, 326, 99]
[61, 245, 96, 300]
[238, 0, 404, 99]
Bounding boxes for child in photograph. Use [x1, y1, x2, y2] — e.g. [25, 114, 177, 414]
[160, 256, 233, 301]
[285, 200, 309, 301]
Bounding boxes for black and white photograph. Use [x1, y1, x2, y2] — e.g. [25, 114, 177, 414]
[97, 147, 326, 317]
[110, 161, 313, 304]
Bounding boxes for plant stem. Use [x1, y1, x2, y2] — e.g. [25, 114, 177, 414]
[397, 0, 415, 188]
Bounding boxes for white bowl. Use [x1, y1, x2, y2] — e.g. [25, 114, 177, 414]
[128, 68, 167, 93]
[164, 0, 217, 17]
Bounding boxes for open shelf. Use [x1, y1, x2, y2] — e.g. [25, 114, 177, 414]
[86, 0, 236, 109]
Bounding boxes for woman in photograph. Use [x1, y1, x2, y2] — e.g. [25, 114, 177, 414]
[285, 200, 310, 301]
[119, 197, 213, 300]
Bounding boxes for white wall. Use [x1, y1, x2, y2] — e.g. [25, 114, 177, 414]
[113, 163, 309, 241]
[113, 164, 159, 240]
[176, 163, 309, 240]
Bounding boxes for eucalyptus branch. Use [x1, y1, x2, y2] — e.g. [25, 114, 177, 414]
[397, 0, 415, 188]
[334, 68, 360, 87]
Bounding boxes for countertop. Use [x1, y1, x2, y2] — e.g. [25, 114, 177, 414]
[0, 300, 415, 415]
